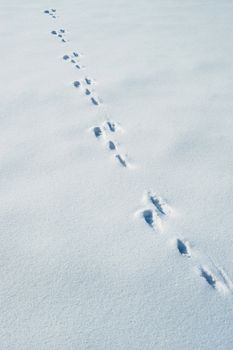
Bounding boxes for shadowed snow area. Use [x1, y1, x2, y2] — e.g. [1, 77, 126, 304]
[0, 0, 233, 349]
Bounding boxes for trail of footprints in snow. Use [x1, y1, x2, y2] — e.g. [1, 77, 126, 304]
[43, 10, 232, 295]
[62, 52, 101, 107]
[49, 20, 103, 107]
[138, 191, 232, 294]
[45, 10, 128, 167]
[93, 121, 128, 167]
[50, 29, 128, 167]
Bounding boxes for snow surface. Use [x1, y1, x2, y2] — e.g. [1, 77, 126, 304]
[0, 0, 233, 349]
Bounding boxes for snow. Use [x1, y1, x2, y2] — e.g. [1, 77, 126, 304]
[0, 0, 233, 349]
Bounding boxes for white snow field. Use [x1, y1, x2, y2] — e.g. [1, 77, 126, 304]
[0, 0, 233, 349]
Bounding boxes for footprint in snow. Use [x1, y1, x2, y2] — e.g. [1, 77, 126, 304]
[62, 52, 81, 66]
[85, 77, 92, 85]
[177, 239, 191, 257]
[106, 121, 117, 132]
[143, 210, 154, 227]
[63, 55, 69, 60]
[73, 81, 81, 88]
[60, 31, 67, 42]
[199, 264, 233, 294]
[85, 89, 91, 96]
[200, 267, 216, 289]
[93, 127, 102, 138]
[51, 30, 66, 40]
[104, 120, 122, 133]
[115, 154, 127, 167]
[137, 192, 170, 231]
[91, 97, 99, 106]
[108, 141, 116, 150]
[44, 9, 56, 15]
[148, 192, 170, 216]
[92, 126, 116, 149]
[44, 9, 57, 17]
[141, 209, 162, 231]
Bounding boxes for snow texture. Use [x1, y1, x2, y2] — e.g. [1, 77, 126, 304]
[0, 0, 233, 349]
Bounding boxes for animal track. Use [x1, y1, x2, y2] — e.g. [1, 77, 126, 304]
[62, 52, 81, 68]
[73, 81, 81, 88]
[177, 239, 190, 257]
[200, 264, 233, 294]
[200, 267, 216, 289]
[115, 154, 127, 167]
[91, 122, 127, 168]
[50, 29, 67, 42]
[148, 192, 170, 216]
[44, 9, 57, 18]
[108, 141, 116, 150]
[91, 97, 99, 106]
[85, 77, 92, 85]
[91, 119, 127, 165]
[106, 121, 116, 132]
[104, 120, 122, 134]
[93, 127, 102, 138]
[142, 208, 162, 231]
[137, 192, 170, 231]
[143, 210, 154, 227]
[43, 10, 233, 299]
